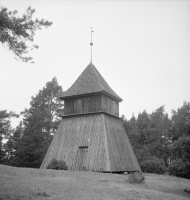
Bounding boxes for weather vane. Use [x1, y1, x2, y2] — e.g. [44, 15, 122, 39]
[90, 27, 94, 63]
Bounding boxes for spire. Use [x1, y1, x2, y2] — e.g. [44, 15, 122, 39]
[90, 27, 94, 63]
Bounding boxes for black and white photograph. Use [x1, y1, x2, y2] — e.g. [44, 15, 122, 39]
[0, 0, 190, 199]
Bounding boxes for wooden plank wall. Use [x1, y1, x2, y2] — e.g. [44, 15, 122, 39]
[64, 94, 119, 117]
[41, 114, 110, 171]
[104, 114, 141, 172]
[101, 95, 119, 117]
[41, 112, 140, 172]
[64, 95, 102, 116]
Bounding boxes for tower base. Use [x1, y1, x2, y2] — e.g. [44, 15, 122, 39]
[41, 113, 140, 172]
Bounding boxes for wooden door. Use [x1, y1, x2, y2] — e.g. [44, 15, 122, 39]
[78, 146, 88, 171]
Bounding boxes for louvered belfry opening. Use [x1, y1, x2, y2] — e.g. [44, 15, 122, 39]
[41, 63, 141, 172]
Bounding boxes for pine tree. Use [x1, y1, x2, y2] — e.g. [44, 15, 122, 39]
[167, 102, 190, 178]
[124, 107, 172, 172]
[12, 77, 64, 168]
[171, 101, 190, 140]
[0, 6, 52, 62]
[3, 122, 23, 165]
[0, 110, 18, 163]
[122, 103, 190, 177]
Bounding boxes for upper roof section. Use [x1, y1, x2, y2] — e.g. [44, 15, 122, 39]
[60, 63, 123, 102]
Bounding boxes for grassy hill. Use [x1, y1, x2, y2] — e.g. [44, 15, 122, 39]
[0, 164, 190, 200]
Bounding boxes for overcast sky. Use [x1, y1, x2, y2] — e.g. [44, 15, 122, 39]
[1, 0, 190, 127]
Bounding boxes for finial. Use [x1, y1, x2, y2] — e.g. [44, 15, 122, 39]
[90, 27, 94, 63]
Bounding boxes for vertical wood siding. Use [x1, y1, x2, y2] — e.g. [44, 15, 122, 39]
[101, 95, 119, 117]
[41, 113, 140, 172]
[104, 114, 141, 171]
[64, 94, 119, 117]
[64, 95, 102, 116]
[41, 114, 109, 171]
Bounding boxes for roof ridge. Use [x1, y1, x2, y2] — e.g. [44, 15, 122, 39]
[90, 63, 104, 91]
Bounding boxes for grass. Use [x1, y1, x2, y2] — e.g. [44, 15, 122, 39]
[0, 164, 190, 200]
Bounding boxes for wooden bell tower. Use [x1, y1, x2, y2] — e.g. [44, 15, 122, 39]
[41, 63, 140, 172]
[41, 29, 140, 172]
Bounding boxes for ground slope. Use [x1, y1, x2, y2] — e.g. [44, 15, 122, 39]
[0, 164, 190, 200]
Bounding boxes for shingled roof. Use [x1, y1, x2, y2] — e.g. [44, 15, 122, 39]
[60, 63, 122, 102]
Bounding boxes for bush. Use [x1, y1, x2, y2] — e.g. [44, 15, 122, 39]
[46, 159, 68, 170]
[140, 157, 166, 174]
[127, 172, 145, 184]
[168, 159, 190, 179]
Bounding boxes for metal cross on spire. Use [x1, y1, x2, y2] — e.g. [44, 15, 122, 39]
[90, 27, 94, 63]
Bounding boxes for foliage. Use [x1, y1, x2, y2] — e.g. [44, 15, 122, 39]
[0, 6, 52, 62]
[2, 123, 23, 165]
[167, 135, 190, 179]
[140, 157, 166, 174]
[171, 102, 190, 140]
[0, 110, 18, 163]
[170, 135, 190, 162]
[7, 77, 63, 168]
[127, 172, 145, 184]
[46, 159, 68, 170]
[168, 159, 190, 179]
[123, 102, 190, 178]
[137, 110, 150, 132]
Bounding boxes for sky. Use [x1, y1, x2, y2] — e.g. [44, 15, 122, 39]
[0, 0, 190, 127]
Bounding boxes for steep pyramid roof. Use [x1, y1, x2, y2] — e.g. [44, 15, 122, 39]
[60, 63, 122, 102]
